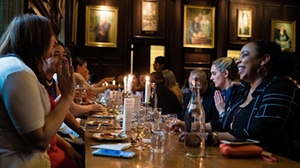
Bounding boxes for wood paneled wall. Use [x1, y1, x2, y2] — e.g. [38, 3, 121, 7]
[68, 0, 131, 79]
[61, 0, 300, 85]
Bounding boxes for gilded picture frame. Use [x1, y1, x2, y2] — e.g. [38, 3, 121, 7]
[271, 19, 296, 52]
[72, 0, 78, 45]
[141, 0, 158, 31]
[183, 5, 215, 49]
[85, 5, 118, 47]
[237, 9, 252, 38]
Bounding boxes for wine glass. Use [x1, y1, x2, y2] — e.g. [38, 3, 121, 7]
[132, 121, 148, 150]
[166, 114, 178, 134]
[132, 109, 149, 150]
[75, 85, 87, 104]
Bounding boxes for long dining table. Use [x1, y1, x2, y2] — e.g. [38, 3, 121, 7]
[84, 114, 300, 168]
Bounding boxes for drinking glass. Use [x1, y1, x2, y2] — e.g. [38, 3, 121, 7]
[152, 108, 162, 123]
[132, 121, 148, 150]
[75, 85, 87, 104]
[166, 114, 178, 134]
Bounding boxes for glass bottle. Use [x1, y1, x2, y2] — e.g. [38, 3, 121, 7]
[150, 109, 165, 153]
[150, 82, 158, 109]
[184, 76, 205, 157]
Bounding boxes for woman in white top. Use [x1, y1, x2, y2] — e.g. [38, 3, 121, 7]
[0, 14, 74, 167]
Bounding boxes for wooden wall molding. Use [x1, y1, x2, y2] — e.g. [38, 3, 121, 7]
[28, 0, 64, 35]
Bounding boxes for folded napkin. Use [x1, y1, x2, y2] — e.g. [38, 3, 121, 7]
[219, 143, 262, 157]
[91, 143, 131, 150]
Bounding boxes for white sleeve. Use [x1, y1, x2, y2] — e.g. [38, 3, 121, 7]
[2, 71, 50, 135]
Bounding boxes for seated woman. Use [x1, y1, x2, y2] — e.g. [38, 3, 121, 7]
[162, 69, 183, 106]
[45, 41, 103, 116]
[209, 57, 240, 131]
[150, 72, 182, 116]
[0, 14, 80, 167]
[132, 74, 143, 93]
[72, 57, 118, 94]
[173, 40, 300, 162]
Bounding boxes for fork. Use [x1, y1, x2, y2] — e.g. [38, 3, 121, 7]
[96, 123, 102, 130]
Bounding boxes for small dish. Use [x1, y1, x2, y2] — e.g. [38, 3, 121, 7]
[86, 121, 112, 126]
[92, 132, 127, 141]
[91, 113, 116, 118]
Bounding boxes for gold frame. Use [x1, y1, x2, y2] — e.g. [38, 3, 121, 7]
[237, 9, 252, 38]
[183, 5, 215, 49]
[85, 5, 118, 47]
[141, 0, 158, 31]
[72, 0, 78, 45]
[271, 19, 296, 52]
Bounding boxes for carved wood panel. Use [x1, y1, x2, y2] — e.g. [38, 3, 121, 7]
[28, 0, 65, 35]
[228, 0, 259, 45]
[132, 0, 166, 39]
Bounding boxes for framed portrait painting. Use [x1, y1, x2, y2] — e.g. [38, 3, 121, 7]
[237, 9, 252, 38]
[85, 5, 118, 47]
[271, 19, 296, 52]
[183, 5, 215, 49]
[141, 0, 158, 31]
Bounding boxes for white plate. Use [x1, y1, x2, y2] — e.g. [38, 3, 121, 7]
[92, 132, 127, 141]
[91, 113, 116, 118]
[86, 120, 112, 126]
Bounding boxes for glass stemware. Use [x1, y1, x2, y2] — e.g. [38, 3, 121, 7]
[132, 107, 149, 150]
[75, 85, 87, 104]
[132, 121, 148, 150]
[166, 114, 178, 134]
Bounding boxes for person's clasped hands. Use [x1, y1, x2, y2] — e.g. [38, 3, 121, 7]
[213, 90, 225, 113]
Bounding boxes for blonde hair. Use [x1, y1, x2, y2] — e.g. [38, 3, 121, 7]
[162, 70, 183, 104]
[162, 69, 179, 89]
[212, 57, 239, 81]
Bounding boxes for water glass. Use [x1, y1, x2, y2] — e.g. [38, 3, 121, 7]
[166, 114, 178, 134]
[150, 131, 165, 153]
[75, 85, 87, 104]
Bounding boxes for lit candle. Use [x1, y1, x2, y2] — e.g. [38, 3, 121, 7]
[144, 76, 150, 102]
[112, 80, 116, 85]
[128, 74, 132, 93]
[123, 76, 127, 93]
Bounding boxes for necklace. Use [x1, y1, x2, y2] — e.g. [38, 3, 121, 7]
[230, 108, 242, 130]
[46, 79, 53, 86]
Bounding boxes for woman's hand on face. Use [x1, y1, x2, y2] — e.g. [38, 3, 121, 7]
[57, 57, 75, 98]
[214, 90, 225, 113]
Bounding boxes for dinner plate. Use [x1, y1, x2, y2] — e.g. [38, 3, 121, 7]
[86, 120, 113, 126]
[92, 132, 127, 141]
[91, 113, 116, 118]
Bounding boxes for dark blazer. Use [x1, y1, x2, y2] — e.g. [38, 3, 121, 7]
[179, 85, 218, 123]
[209, 84, 239, 131]
[151, 83, 182, 116]
[222, 76, 300, 162]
